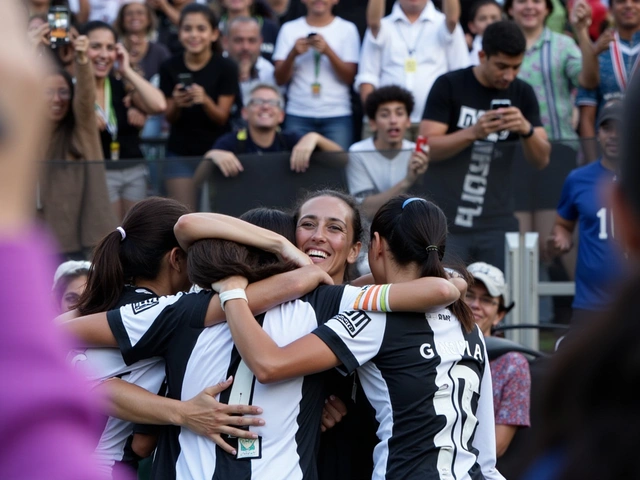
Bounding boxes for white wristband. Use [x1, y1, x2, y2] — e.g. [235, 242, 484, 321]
[218, 288, 248, 311]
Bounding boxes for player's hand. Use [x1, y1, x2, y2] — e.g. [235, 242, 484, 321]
[205, 150, 244, 177]
[212, 275, 249, 293]
[320, 395, 348, 432]
[179, 376, 265, 455]
[497, 106, 531, 136]
[278, 239, 313, 267]
[290, 133, 318, 172]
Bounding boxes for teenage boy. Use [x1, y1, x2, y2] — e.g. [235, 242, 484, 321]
[347, 85, 429, 220]
[420, 20, 550, 271]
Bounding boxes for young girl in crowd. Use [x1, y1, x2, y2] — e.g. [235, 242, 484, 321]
[466, 0, 503, 66]
[159, 3, 239, 211]
[82, 21, 166, 221]
[273, 0, 360, 149]
[215, 195, 505, 480]
[38, 34, 117, 260]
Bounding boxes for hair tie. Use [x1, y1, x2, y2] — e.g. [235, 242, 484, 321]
[116, 226, 126, 241]
[402, 197, 427, 209]
[426, 245, 439, 253]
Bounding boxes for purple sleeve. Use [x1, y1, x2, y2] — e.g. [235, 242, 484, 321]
[0, 227, 132, 480]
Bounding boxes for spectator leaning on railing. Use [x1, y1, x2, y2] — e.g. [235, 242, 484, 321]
[37, 33, 117, 261]
[195, 83, 344, 183]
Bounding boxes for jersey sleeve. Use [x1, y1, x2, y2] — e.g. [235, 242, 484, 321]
[313, 310, 386, 374]
[576, 86, 598, 107]
[422, 74, 452, 123]
[272, 22, 294, 62]
[107, 291, 213, 365]
[556, 171, 578, 221]
[354, 29, 382, 90]
[473, 331, 506, 480]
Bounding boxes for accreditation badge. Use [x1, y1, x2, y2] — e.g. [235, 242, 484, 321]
[236, 436, 262, 460]
[110, 141, 120, 161]
[311, 82, 321, 96]
[404, 57, 417, 73]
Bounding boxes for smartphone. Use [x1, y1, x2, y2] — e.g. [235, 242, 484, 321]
[48, 5, 70, 48]
[178, 72, 193, 89]
[490, 99, 511, 111]
[307, 33, 317, 38]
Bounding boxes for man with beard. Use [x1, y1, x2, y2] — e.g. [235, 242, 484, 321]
[224, 16, 279, 105]
[548, 100, 629, 327]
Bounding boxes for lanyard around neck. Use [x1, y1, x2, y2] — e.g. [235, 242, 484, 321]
[95, 77, 118, 140]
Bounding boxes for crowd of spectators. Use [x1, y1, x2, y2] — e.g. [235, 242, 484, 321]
[27, 0, 634, 321]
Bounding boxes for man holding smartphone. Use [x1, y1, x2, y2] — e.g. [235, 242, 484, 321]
[419, 20, 551, 271]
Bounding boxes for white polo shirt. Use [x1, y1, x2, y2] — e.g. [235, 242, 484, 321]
[355, 1, 470, 123]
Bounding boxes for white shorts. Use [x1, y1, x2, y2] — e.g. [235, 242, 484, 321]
[106, 164, 148, 203]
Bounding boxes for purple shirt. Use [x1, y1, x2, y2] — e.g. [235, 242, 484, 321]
[490, 352, 531, 427]
[0, 227, 131, 480]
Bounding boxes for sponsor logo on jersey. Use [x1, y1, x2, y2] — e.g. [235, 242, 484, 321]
[131, 297, 160, 315]
[335, 310, 371, 338]
[236, 437, 262, 459]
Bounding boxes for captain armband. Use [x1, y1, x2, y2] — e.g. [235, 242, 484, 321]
[352, 284, 392, 312]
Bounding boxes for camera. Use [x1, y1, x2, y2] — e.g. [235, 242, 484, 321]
[48, 5, 70, 48]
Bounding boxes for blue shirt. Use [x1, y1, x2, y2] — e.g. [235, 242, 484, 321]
[576, 31, 640, 115]
[213, 129, 302, 154]
[557, 160, 625, 310]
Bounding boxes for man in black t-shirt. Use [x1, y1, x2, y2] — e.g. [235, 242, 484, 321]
[419, 20, 551, 271]
[197, 83, 345, 179]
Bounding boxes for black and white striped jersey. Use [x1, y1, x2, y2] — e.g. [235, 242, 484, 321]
[69, 286, 166, 477]
[107, 284, 371, 480]
[314, 309, 505, 480]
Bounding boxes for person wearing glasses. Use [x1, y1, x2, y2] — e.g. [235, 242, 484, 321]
[465, 261, 531, 459]
[200, 83, 344, 177]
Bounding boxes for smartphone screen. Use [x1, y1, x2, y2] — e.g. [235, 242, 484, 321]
[178, 73, 193, 89]
[490, 99, 511, 110]
[48, 6, 70, 48]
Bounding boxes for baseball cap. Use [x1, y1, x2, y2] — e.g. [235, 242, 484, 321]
[52, 260, 91, 291]
[467, 262, 507, 299]
[597, 101, 623, 128]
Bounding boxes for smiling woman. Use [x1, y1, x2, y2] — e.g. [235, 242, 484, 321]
[38, 34, 117, 260]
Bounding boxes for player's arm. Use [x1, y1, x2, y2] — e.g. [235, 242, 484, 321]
[97, 377, 264, 455]
[214, 275, 461, 383]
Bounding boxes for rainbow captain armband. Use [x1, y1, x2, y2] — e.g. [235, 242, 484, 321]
[352, 284, 392, 312]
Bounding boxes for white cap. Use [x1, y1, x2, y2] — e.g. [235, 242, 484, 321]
[467, 262, 507, 299]
[52, 260, 91, 291]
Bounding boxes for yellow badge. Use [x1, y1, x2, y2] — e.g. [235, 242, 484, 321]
[110, 141, 120, 161]
[404, 58, 417, 73]
[311, 82, 321, 96]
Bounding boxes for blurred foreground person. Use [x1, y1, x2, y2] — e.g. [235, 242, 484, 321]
[0, 2, 117, 479]
[521, 55, 640, 480]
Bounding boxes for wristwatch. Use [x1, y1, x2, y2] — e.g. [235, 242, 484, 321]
[521, 123, 535, 139]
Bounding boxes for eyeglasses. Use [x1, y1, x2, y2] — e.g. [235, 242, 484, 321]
[248, 98, 282, 108]
[464, 292, 499, 308]
[45, 89, 71, 100]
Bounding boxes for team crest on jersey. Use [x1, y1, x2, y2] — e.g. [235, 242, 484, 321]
[236, 437, 262, 459]
[335, 310, 372, 338]
[131, 297, 160, 314]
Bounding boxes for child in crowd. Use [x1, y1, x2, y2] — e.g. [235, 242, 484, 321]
[467, 0, 503, 66]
